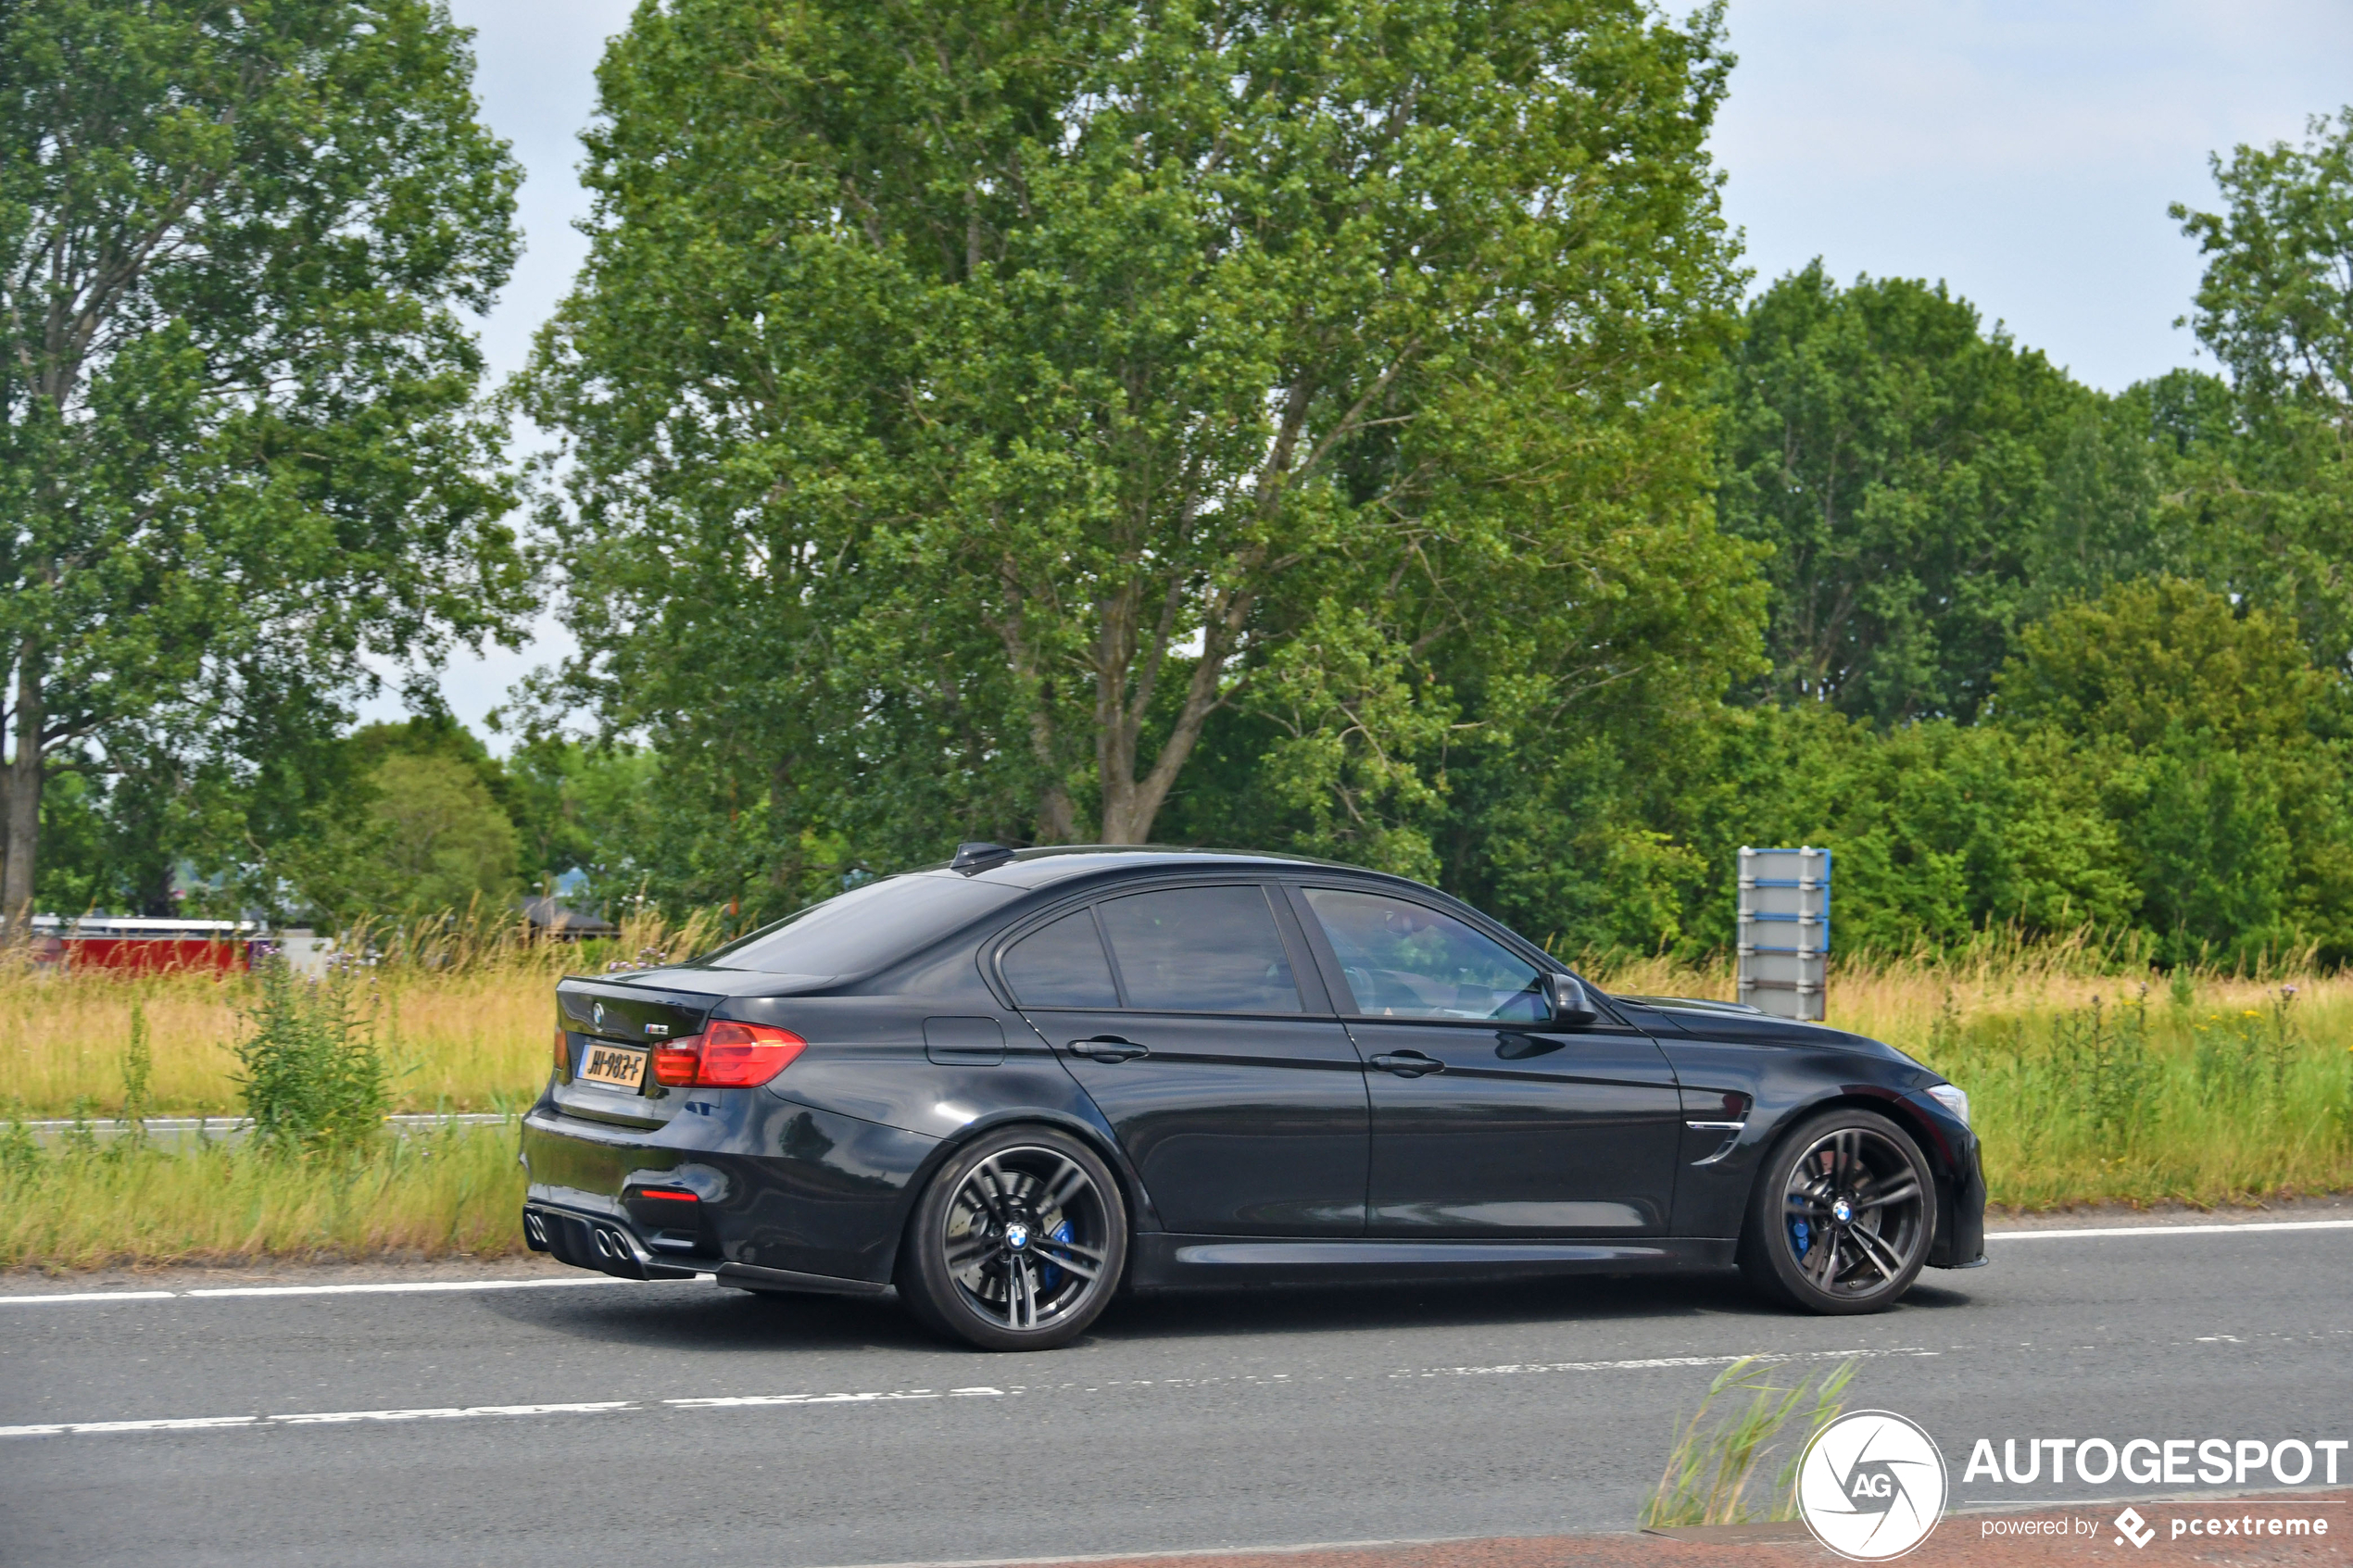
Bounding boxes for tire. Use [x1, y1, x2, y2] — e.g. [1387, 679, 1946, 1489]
[1739, 1107, 1935, 1315]
[897, 1125, 1128, 1351]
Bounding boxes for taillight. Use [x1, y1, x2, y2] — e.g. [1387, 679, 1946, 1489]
[651, 1021, 806, 1087]
[552, 1026, 571, 1080]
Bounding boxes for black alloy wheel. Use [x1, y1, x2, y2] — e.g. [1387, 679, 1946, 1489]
[898, 1125, 1127, 1350]
[1740, 1108, 1934, 1314]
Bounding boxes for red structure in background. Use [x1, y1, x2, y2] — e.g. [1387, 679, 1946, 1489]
[31, 918, 265, 975]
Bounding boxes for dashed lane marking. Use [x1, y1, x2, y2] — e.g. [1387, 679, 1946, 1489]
[0, 1349, 1943, 1440]
[0, 1388, 1006, 1438]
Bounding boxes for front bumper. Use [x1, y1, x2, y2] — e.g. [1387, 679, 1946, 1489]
[1929, 1123, 1988, 1269]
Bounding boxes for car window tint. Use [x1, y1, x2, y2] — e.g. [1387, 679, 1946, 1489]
[1302, 887, 1546, 1021]
[695, 875, 1022, 974]
[1001, 909, 1120, 1008]
[1096, 885, 1302, 1013]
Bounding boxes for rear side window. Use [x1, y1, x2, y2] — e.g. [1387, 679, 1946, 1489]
[695, 875, 1022, 975]
[1302, 886, 1546, 1021]
[1000, 909, 1119, 1008]
[1096, 885, 1302, 1013]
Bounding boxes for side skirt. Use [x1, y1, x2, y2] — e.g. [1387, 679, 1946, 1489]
[1126, 1234, 1737, 1292]
[715, 1260, 891, 1298]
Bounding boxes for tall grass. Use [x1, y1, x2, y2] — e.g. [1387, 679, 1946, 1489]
[2, 922, 2348, 1266]
[1594, 948, 2353, 1209]
[0, 1124, 528, 1269]
[1641, 1357, 1857, 1527]
[0, 908, 716, 1118]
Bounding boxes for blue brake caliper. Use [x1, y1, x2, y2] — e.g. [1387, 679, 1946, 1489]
[1789, 1217, 1812, 1259]
[1039, 1219, 1071, 1291]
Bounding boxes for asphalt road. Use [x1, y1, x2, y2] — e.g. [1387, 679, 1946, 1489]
[5, 1224, 2350, 1568]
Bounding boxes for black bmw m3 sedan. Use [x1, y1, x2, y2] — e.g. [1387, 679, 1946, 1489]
[521, 845, 1985, 1350]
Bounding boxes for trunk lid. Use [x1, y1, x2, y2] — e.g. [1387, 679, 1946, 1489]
[551, 976, 722, 1129]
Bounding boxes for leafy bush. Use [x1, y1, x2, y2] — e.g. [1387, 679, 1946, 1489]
[231, 961, 389, 1157]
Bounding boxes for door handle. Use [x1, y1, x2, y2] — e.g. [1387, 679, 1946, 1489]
[1369, 1051, 1445, 1077]
[1070, 1035, 1150, 1062]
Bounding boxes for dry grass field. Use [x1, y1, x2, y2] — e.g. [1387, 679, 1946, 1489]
[3, 921, 2348, 1268]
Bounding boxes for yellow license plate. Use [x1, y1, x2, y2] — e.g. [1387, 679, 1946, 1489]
[578, 1042, 648, 1090]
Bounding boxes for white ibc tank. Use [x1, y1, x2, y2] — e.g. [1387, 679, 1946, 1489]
[1737, 846, 1830, 1022]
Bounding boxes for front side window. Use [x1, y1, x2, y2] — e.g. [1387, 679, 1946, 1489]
[1302, 887, 1545, 1022]
[1095, 885, 1303, 1013]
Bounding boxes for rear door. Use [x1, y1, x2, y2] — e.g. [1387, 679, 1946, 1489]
[1002, 883, 1369, 1236]
[1288, 884, 1683, 1236]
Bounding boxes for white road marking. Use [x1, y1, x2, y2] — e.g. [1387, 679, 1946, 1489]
[0, 1275, 680, 1306]
[273, 1402, 635, 1425]
[0, 1349, 1940, 1440]
[5, 1218, 2346, 1308]
[1, 1415, 260, 1436]
[670, 1387, 1011, 1409]
[0, 1389, 960, 1439]
[1987, 1219, 2353, 1241]
[183, 1278, 672, 1299]
[1400, 1345, 1936, 1379]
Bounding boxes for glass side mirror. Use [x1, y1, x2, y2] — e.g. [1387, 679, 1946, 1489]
[1545, 972, 1599, 1027]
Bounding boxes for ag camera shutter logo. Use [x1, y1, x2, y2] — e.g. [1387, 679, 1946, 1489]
[1797, 1410, 1949, 1561]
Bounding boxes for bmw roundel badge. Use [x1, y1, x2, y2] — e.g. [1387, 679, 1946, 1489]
[593, 1001, 606, 1030]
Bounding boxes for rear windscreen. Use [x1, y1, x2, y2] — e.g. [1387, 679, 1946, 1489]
[693, 875, 1023, 975]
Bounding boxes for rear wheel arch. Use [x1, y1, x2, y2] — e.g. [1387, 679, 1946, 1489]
[891, 1110, 1147, 1279]
[895, 1120, 1132, 1348]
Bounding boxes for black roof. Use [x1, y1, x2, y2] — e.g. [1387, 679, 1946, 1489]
[932, 845, 1346, 890]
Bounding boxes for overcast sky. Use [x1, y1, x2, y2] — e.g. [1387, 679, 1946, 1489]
[384, 0, 2353, 743]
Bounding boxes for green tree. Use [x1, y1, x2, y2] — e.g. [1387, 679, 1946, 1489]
[282, 745, 522, 919]
[0, 0, 529, 925]
[1715, 264, 2097, 723]
[501, 734, 659, 898]
[521, 0, 1756, 909]
[1998, 580, 2353, 964]
[1995, 578, 2324, 750]
[363, 752, 522, 913]
[1660, 705, 2137, 960]
[2168, 107, 2353, 671]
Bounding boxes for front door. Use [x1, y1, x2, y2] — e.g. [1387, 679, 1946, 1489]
[1003, 884, 1368, 1236]
[1289, 884, 1683, 1236]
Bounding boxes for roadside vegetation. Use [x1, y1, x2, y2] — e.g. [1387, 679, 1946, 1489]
[4, 926, 2348, 1271]
[1641, 1357, 1856, 1527]
[0, 912, 710, 1271]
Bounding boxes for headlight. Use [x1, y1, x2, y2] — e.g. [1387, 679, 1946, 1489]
[1926, 1083, 1969, 1128]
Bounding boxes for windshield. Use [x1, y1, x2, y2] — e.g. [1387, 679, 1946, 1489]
[691, 874, 1023, 975]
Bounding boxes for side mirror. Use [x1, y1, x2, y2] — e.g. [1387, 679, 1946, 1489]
[1545, 972, 1599, 1027]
